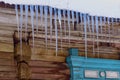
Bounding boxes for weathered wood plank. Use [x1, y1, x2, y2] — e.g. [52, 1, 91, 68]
[0, 42, 13, 52]
[31, 55, 66, 62]
[0, 66, 16, 72]
[31, 67, 69, 75]
[0, 52, 14, 59]
[0, 71, 16, 80]
[29, 60, 67, 68]
[31, 73, 69, 80]
[0, 59, 15, 66]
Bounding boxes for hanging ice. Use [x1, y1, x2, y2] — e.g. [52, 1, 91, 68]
[54, 8, 58, 56]
[83, 14, 87, 58]
[35, 5, 39, 34]
[58, 9, 62, 50]
[71, 11, 74, 27]
[76, 12, 79, 24]
[87, 14, 91, 38]
[19, 4, 23, 55]
[75, 12, 79, 30]
[30, 5, 35, 53]
[15, 4, 19, 38]
[25, 5, 28, 41]
[49, 7, 53, 48]
[44, 6, 48, 50]
[95, 16, 99, 57]
[104, 17, 107, 40]
[39, 6, 43, 30]
[107, 17, 110, 42]
[63, 10, 66, 41]
[91, 16, 95, 54]
[80, 13, 83, 31]
[67, 10, 71, 47]
[100, 16, 102, 34]
[111, 17, 114, 42]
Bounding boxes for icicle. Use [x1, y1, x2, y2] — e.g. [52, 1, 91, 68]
[115, 18, 118, 36]
[95, 16, 99, 57]
[91, 16, 95, 55]
[35, 5, 39, 34]
[44, 6, 48, 50]
[25, 5, 28, 41]
[20, 5, 23, 56]
[72, 11, 74, 27]
[39, 6, 43, 30]
[15, 4, 19, 38]
[87, 14, 91, 38]
[76, 12, 79, 24]
[63, 10, 66, 42]
[100, 17, 102, 34]
[75, 12, 79, 30]
[54, 8, 58, 56]
[87, 15, 91, 32]
[80, 13, 83, 31]
[49, 7, 53, 49]
[30, 5, 35, 53]
[104, 17, 107, 40]
[111, 18, 114, 42]
[67, 10, 71, 47]
[83, 14, 87, 59]
[107, 17, 110, 42]
[58, 9, 62, 50]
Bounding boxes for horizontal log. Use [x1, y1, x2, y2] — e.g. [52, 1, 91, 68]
[29, 60, 68, 68]
[31, 55, 66, 62]
[31, 73, 69, 80]
[0, 59, 15, 66]
[0, 72, 16, 80]
[0, 52, 14, 59]
[0, 37, 13, 44]
[0, 66, 16, 72]
[0, 42, 13, 52]
[31, 67, 69, 75]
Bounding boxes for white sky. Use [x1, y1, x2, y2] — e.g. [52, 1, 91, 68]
[1, 0, 120, 18]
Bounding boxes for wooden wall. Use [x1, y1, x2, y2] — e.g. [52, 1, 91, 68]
[0, 51, 70, 80]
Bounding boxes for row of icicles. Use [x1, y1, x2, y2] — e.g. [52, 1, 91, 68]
[15, 4, 120, 58]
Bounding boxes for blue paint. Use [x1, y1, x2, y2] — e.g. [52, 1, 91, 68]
[54, 8, 58, 56]
[83, 14, 87, 58]
[66, 48, 120, 80]
[44, 6, 48, 49]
